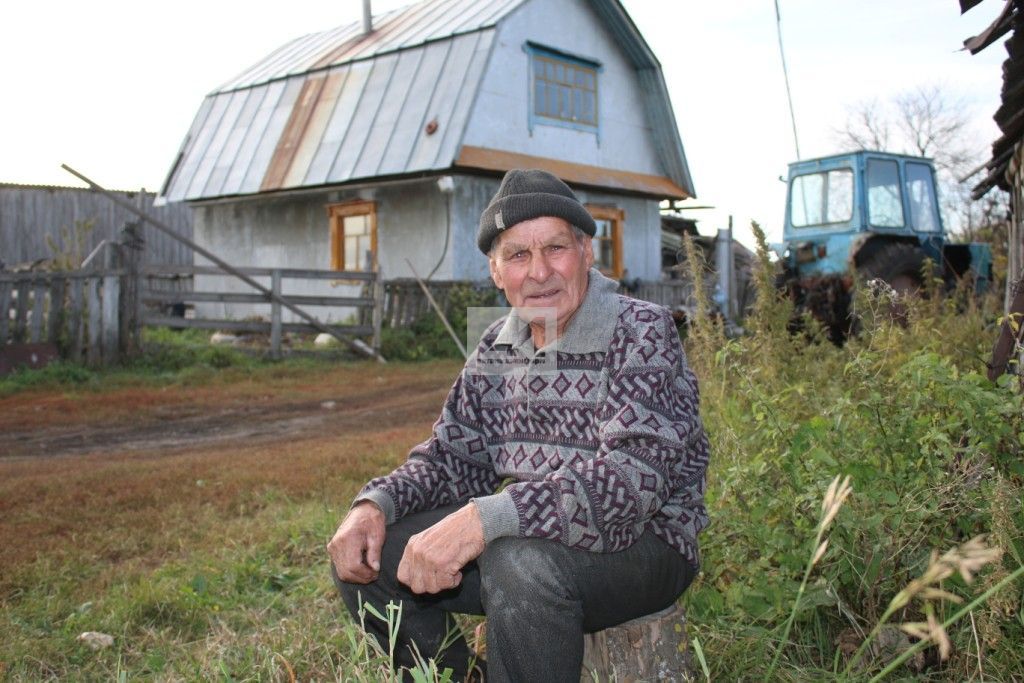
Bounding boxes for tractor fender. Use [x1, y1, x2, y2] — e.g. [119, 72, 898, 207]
[850, 235, 922, 270]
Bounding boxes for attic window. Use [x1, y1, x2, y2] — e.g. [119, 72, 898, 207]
[525, 43, 600, 135]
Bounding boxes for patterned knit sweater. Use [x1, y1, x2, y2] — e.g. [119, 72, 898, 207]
[355, 270, 710, 569]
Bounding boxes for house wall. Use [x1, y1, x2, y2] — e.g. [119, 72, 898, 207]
[191, 178, 486, 322]
[462, 0, 663, 177]
[190, 173, 662, 322]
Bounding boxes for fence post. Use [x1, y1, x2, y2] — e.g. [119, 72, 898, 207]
[270, 269, 282, 359]
[15, 281, 30, 342]
[102, 274, 120, 366]
[86, 277, 102, 367]
[372, 270, 384, 354]
[29, 281, 47, 343]
[47, 277, 66, 346]
[69, 277, 84, 363]
[119, 221, 144, 358]
[0, 280, 11, 345]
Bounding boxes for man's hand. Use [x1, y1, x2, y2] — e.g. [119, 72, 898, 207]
[327, 501, 386, 584]
[397, 503, 485, 594]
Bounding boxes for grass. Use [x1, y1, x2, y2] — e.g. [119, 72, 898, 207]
[1, 250, 1023, 680]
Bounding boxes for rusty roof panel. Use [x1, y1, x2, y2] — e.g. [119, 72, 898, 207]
[302, 62, 370, 186]
[238, 78, 304, 195]
[220, 80, 287, 196]
[261, 76, 327, 192]
[283, 71, 348, 188]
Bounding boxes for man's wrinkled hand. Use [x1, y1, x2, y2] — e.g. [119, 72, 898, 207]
[327, 501, 386, 584]
[397, 503, 485, 594]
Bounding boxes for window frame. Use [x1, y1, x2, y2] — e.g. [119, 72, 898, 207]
[326, 200, 377, 272]
[788, 168, 854, 229]
[586, 205, 624, 279]
[524, 42, 602, 139]
[866, 158, 907, 229]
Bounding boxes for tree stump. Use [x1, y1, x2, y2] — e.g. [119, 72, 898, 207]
[580, 603, 692, 682]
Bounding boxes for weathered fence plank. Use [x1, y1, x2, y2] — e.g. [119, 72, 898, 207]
[30, 283, 47, 343]
[47, 278, 66, 345]
[15, 282, 30, 342]
[144, 315, 373, 337]
[69, 278, 84, 363]
[101, 275, 120, 366]
[86, 278, 102, 366]
[0, 281, 12, 344]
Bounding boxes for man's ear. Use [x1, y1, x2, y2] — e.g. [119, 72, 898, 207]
[489, 256, 504, 290]
[582, 237, 595, 269]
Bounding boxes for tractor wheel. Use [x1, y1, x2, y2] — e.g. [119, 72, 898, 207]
[857, 242, 926, 295]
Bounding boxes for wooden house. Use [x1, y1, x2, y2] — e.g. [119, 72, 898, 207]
[158, 0, 694, 320]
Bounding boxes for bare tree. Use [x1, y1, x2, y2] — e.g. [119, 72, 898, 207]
[834, 84, 1008, 244]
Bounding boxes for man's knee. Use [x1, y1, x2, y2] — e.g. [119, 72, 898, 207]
[479, 537, 574, 607]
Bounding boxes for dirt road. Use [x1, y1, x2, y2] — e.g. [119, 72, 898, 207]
[0, 362, 458, 460]
[0, 361, 461, 575]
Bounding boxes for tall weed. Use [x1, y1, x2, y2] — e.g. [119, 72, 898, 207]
[684, 227, 1024, 680]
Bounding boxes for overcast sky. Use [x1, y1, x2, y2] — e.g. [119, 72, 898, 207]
[0, 0, 1008, 246]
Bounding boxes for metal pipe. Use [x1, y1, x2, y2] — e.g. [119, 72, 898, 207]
[362, 0, 373, 34]
[61, 164, 385, 362]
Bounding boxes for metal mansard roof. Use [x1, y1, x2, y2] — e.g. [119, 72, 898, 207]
[159, 0, 694, 203]
[160, 0, 522, 203]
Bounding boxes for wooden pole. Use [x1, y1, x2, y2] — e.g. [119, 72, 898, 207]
[270, 269, 282, 359]
[60, 164, 385, 363]
[405, 259, 467, 359]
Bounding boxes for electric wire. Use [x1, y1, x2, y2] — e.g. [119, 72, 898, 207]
[774, 0, 801, 160]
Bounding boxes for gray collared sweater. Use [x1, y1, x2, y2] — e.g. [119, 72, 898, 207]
[355, 270, 710, 569]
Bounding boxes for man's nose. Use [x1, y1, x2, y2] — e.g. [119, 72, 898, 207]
[527, 252, 552, 282]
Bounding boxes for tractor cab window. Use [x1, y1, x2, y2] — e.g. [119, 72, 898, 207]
[867, 159, 905, 228]
[790, 168, 853, 227]
[906, 162, 940, 232]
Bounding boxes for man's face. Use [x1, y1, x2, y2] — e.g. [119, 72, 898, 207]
[488, 216, 593, 333]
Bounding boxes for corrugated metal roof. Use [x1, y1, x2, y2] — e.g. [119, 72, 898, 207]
[159, 0, 695, 203]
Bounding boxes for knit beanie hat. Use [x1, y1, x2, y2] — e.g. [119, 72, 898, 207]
[477, 169, 597, 254]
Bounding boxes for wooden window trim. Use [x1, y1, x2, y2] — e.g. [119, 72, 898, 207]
[327, 200, 377, 272]
[586, 205, 624, 279]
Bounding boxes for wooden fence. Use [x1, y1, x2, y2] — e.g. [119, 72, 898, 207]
[382, 279, 497, 328]
[0, 269, 123, 366]
[141, 265, 382, 358]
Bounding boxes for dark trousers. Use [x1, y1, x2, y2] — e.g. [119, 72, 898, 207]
[333, 504, 696, 683]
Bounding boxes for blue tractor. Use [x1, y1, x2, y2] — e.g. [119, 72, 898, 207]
[777, 150, 993, 339]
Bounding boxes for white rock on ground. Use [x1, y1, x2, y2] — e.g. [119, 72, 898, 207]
[77, 632, 114, 650]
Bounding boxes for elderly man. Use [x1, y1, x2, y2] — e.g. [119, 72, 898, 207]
[328, 169, 709, 682]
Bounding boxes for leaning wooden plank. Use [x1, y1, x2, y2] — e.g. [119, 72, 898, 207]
[86, 278, 102, 367]
[15, 282, 30, 343]
[0, 281, 12, 345]
[101, 275, 120, 366]
[48, 278, 67, 345]
[68, 278, 84, 363]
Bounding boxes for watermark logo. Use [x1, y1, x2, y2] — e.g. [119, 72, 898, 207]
[466, 306, 559, 375]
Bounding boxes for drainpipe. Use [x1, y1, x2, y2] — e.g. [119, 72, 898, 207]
[362, 0, 373, 34]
